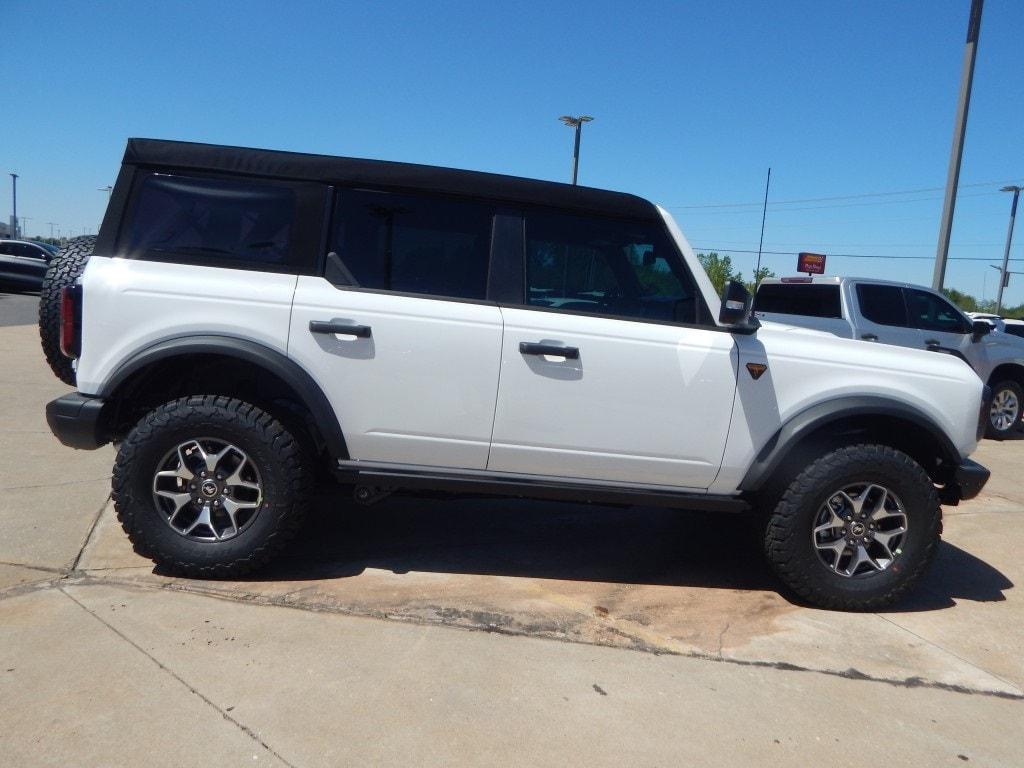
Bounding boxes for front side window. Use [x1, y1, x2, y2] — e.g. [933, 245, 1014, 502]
[524, 211, 704, 324]
[126, 174, 296, 267]
[856, 284, 907, 327]
[329, 189, 492, 300]
[906, 289, 971, 334]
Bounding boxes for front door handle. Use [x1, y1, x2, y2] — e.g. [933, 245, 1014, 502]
[309, 320, 372, 338]
[861, 333, 878, 341]
[519, 341, 579, 359]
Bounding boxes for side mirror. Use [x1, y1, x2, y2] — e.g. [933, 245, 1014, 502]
[972, 319, 992, 342]
[719, 280, 759, 332]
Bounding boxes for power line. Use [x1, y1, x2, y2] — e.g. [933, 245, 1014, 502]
[693, 247, 1024, 262]
[667, 178, 1023, 210]
[671, 189, 1005, 216]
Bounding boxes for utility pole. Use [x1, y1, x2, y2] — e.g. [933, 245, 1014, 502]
[996, 185, 1021, 314]
[46, 222, 56, 238]
[20, 216, 32, 238]
[9, 173, 18, 238]
[932, 0, 984, 290]
[558, 115, 594, 185]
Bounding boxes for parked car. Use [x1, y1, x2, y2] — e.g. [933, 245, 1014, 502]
[41, 139, 989, 610]
[0, 239, 55, 290]
[755, 276, 1024, 438]
[967, 312, 1024, 340]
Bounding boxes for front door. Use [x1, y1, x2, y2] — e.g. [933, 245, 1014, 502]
[487, 208, 737, 489]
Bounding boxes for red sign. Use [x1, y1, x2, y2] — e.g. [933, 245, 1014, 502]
[797, 252, 826, 275]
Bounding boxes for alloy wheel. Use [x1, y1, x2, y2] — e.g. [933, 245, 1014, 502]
[811, 483, 908, 578]
[152, 438, 263, 541]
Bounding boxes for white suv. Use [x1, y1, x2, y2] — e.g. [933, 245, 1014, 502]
[41, 139, 989, 610]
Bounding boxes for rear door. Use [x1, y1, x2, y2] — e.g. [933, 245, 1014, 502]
[487, 208, 737, 489]
[288, 189, 503, 469]
[850, 282, 923, 348]
[904, 287, 982, 369]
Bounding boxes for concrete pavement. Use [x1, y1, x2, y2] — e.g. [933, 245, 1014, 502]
[1, 317, 1021, 766]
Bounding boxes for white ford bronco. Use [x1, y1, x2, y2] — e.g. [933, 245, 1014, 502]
[42, 139, 990, 610]
[755, 276, 1024, 438]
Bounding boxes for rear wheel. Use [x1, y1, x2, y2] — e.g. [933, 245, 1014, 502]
[763, 444, 940, 611]
[38, 235, 95, 385]
[112, 396, 313, 578]
[986, 380, 1022, 439]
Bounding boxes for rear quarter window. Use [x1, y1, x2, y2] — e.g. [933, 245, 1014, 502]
[122, 173, 323, 273]
[754, 284, 842, 318]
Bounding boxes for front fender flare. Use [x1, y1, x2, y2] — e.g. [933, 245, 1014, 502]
[738, 396, 960, 492]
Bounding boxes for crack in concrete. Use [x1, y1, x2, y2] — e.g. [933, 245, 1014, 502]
[57, 585, 301, 768]
[70, 495, 112, 573]
[64, 573, 1024, 701]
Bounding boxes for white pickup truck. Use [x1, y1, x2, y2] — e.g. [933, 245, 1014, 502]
[755, 276, 1024, 437]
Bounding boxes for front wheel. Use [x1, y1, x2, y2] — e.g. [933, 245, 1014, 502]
[112, 396, 313, 578]
[763, 444, 940, 611]
[986, 380, 1022, 439]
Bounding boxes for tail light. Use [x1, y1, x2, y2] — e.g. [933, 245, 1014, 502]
[59, 285, 83, 359]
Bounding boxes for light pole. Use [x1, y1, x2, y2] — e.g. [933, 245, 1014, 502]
[9, 172, 18, 238]
[98, 185, 112, 196]
[996, 185, 1021, 314]
[933, 0, 984, 290]
[20, 216, 32, 238]
[558, 115, 593, 185]
[46, 222, 56, 238]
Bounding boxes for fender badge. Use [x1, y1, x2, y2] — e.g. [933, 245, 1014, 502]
[746, 363, 768, 380]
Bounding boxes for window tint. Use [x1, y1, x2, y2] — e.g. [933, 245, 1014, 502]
[1005, 325, 1024, 339]
[329, 189, 491, 300]
[906, 289, 970, 334]
[754, 284, 841, 318]
[0, 243, 13, 256]
[127, 174, 295, 266]
[856, 284, 907, 326]
[524, 211, 703, 324]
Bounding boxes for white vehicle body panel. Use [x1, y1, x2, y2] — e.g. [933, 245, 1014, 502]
[75, 256, 297, 394]
[288, 276, 503, 469]
[488, 306, 737, 489]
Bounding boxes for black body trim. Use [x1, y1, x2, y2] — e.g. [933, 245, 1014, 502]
[123, 138, 659, 222]
[739, 396, 962, 492]
[948, 458, 990, 502]
[95, 336, 349, 459]
[335, 461, 749, 512]
[46, 393, 107, 450]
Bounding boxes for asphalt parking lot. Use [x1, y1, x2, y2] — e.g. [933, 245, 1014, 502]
[1, 291, 1021, 766]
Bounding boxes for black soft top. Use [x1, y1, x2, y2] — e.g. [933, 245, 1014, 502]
[123, 138, 659, 221]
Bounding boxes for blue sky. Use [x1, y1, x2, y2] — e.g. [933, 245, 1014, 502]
[4, 0, 1022, 302]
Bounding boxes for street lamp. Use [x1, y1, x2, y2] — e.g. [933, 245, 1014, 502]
[996, 185, 1021, 314]
[98, 185, 112, 196]
[558, 115, 593, 185]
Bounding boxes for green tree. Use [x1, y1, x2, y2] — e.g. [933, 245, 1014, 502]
[942, 288, 979, 313]
[745, 266, 776, 295]
[696, 252, 740, 295]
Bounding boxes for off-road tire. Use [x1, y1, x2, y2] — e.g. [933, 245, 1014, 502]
[112, 396, 313, 578]
[763, 444, 940, 611]
[985, 380, 1023, 439]
[38, 235, 96, 385]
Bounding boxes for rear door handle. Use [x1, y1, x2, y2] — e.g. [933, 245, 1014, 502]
[861, 333, 878, 341]
[519, 341, 579, 359]
[309, 320, 372, 338]
[925, 338, 941, 347]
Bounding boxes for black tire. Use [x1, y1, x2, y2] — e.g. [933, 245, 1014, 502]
[112, 396, 313, 578]
[38, 235, 96, 385]
[985, 380, 1023, 439]
[763, 444, 940, 611]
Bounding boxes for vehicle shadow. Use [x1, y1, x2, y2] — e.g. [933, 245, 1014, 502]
[246, 492, 1012, 611]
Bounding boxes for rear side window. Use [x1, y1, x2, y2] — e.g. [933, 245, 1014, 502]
[125, 174, 299, 269]
[754, 284, 841, 318]
[329, 189, 492, 300]
[523, 211, 705, 324]
[1005, 325, 1024, 339]
[856, 284, 907, 326]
